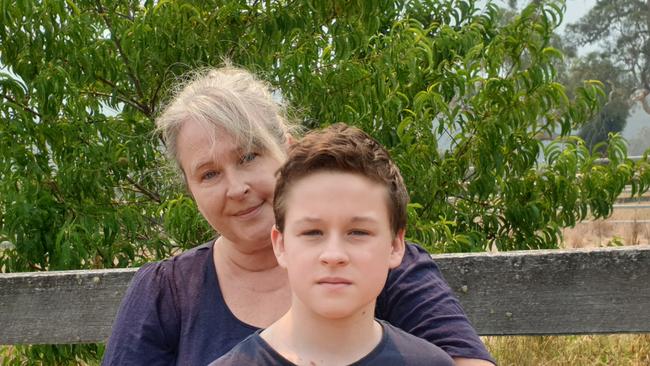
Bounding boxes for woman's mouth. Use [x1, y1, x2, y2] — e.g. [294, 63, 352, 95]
[232, 203, 263, 219]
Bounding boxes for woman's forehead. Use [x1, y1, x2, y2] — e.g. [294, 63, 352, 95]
[180, 118, 257, 150]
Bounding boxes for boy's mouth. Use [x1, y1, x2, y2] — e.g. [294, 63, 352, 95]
[317, 277, 352, 286]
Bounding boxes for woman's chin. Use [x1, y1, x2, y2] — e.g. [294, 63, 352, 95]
[223, 229, 274, 253]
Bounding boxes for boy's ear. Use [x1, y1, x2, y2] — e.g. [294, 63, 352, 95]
[388, 229, 406, 269]
[271, 225, 288, 268]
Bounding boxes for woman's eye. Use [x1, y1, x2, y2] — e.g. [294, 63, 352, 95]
[240, 152, 258, 164]
[202, 171, 219, 181]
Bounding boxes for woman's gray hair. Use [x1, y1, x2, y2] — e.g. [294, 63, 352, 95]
[156, 65, 297, 176]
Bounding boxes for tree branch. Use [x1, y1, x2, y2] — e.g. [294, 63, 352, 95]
[125, 175, 161, 203]
[630, 88, 650, 113]
[149, 78, 165, 116]
[114, 11, 134, 21]
[80, 89, 150, 115]
[1, 93, 42, 118]
[94, 0, 149, 116]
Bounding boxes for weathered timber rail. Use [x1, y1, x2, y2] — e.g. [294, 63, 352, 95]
[1, 245, 649, 345]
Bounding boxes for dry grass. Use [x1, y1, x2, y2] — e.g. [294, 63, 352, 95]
[483, 334, 650, 366]
[562, 201, 650, 248]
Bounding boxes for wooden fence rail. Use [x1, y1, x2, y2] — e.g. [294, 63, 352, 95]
[1, 245, 650, 345]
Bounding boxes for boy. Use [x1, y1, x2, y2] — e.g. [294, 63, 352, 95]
[210, 123, 454, 365]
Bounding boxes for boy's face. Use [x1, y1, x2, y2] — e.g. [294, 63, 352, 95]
[271, 171, 405, 320]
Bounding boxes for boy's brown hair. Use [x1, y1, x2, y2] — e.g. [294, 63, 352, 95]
[273, 123, 409, 235]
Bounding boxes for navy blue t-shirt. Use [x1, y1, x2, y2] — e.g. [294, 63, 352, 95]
[209, 320, 455, 366]
[102, 241, 494, 366]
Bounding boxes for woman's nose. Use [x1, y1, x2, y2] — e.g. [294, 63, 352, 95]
[225, 172, 250, 200]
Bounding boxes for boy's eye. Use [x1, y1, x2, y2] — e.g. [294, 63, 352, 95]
[349, 230, 370, 236]
[240, 152, 258, 164]
[301, 229, 323, 236]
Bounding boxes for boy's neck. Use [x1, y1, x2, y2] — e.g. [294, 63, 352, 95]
[261, 298, 382, 365]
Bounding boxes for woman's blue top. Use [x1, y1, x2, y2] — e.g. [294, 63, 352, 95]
[102, 241, 494, 365]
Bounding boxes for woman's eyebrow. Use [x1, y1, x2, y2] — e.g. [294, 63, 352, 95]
[191, 159, 214, 174]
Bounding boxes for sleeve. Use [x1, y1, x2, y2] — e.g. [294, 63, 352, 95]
[102, 262, 180, 366]
[376, 243, 495, 364]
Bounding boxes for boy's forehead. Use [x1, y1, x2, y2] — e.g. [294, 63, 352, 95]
[288, 170, 386, 194]
[284, 171, 391, 217]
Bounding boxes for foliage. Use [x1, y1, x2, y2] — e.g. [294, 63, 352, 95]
[2, 0, 650, 363]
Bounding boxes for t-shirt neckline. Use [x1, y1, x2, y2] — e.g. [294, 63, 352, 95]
[206, 240, 262, 331]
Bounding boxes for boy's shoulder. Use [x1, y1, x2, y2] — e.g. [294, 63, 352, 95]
[210, 320, 455, 366]
[356, 320, 455, 366]
[208, 331, 293, 366]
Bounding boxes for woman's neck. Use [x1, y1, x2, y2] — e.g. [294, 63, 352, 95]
[213, 236, 291, 328]
[214, 235, 280, 273]
[261, 298, 382, 365]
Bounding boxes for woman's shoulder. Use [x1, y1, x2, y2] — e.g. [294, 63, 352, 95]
[402, 241, 430, 259]
[134, 239, 215, 280]
[377, 241, 450, 316]
[123, 239, 216, 311]
[376, 243, 495, 363]
[376, 320, 455, 366]
[390, 241, 444, 280]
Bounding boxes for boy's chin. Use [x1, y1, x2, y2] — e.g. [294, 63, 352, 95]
[310, 303, 375, 321]
[315, 309, 353, 319]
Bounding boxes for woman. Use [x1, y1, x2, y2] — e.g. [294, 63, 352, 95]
[102, 65, 494, 366]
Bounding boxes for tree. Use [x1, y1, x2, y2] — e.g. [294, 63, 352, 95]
[1, 0, 650, 363]
[564, 53, 635, 151]
[566, 0, 650, 114]
[507, 1, 638, 150]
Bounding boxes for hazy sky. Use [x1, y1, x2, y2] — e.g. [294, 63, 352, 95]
[563, 0, 597, 26]
[488, 0, 597, 29]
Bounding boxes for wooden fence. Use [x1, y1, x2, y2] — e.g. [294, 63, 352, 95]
[1, 245, 650, 345]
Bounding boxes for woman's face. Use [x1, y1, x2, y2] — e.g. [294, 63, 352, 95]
[176, 119, 284, 250]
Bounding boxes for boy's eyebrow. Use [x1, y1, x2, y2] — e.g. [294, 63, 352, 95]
[293, 216, 379, 224]
[293, 217, 322, 225]
[349, 216, 379, 223]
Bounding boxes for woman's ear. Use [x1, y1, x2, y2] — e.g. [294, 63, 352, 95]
[389, 229, 406, 269]
[271, 225, 288, 268]
[285, 133, 295, 147]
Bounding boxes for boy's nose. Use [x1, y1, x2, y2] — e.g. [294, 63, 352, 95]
[319, 238, 349, 266]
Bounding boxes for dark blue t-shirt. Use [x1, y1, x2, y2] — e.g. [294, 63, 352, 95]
[102, 241, 494, 366]
[209, 320, 455, 366]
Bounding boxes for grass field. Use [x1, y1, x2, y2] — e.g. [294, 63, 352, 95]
[484, 334, 650, 365]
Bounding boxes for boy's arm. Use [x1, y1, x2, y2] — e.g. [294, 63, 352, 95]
[376, 242, 495, 365]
